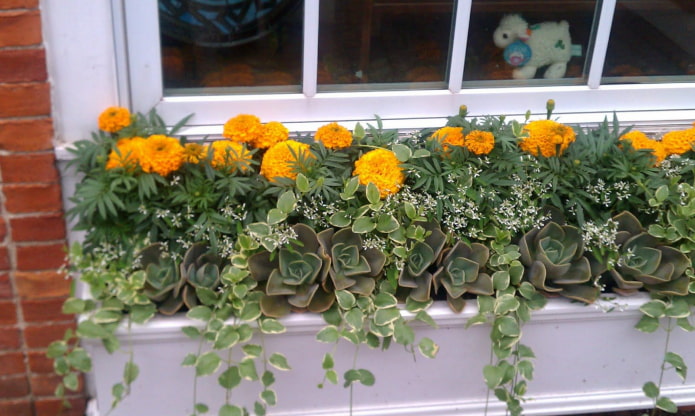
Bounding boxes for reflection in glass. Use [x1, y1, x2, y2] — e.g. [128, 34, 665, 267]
[159, 0, 304, 94]
[463, 0, 598, 85]
[318, 0, 455, 91]
[603, 0, 695, 83]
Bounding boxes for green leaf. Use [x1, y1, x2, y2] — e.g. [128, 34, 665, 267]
[76, 321, 110, 339]
[495, 316, 520, 337]
[656, 396, 678, 413]
[195, 287, 218, 306]
[329, 211, 352, 228]
[214, 326, 240, 350]
[665, 298, 690, 319]
[655, 185, 669, 202]
[415, 311, 438, 328]
[219, 404, 244, 416]
[239, 358, 259, 381]
[677, 317, 695, 332]
[322, 353, 334, 370]
[218, 366, 241, 389]
[391, 143, 412, 162]
[494, 294, 520, 315]
[181, 353, 197, 367]
[665, 352, 687, 381]
[325, 369, 338, 385]
[269, 353, 291, 371]
[483, 365, 505, 389]
[194, 403, 209, 414]
[254, 401, 267, 416]
[517, 360, 534, 380]
[366, 183, 381, 205]
[517, 344, 535, 359]
[316, 326, 340, 343]
[267, 208, 287, 225]
[277, 191, 297, 213]
[130, 304, 156, 324]
[62, 298, 87, 314]
[259, 318, 285, 334]
[643, 381, 660, 398]
[239, 301, 262, 322]
[63, 372, 79, 391]
[123, 361, 139, 384]
[374, 307, 400, 326]
[343, 369, 375, 387]
[47, 341, 68, 359]
[295, 173, 310, 193]
[242, 344, 263, 358]
[260, 389, 277, 406]
[195, 352, 221, 376]
[352, 216, 376, 234]
[418, 337, 439, 358]
[345, 308, 364, 330]
[492, 271, 510, 291]
[262, 370, 275, 387]
[635, 315, 660, 333]
[376, 214, 399, 233]
[335, 290, 356, 309]
[181, 326, 201, 340]
[640, 300, 667, 318]
[393, 321, 415, 345]
[186, 305, 212, 322]
[66, 348, 92, 372]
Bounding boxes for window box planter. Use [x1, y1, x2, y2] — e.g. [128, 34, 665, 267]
[83, 294, 695, 416]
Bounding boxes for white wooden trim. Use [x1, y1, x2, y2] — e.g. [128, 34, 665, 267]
[587, 0, 617, 88]
[302, 0, 320, 97]
[447, 0, 473, 94]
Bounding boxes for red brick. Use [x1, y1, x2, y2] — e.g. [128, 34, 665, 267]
[0, 374, 30, 398]
[0, 83, 50, 117]
[0, 301, 17, 325]
[24, 322, 75, 349]
[27, 350, 52, 373]
[0, 10, 41, 47]
[0, 118, 54, 152]
[30, 373, 79, 396]
[0, 152, 58, 183]
[10, 213, 66, 242]
[0, 351, 25, 375]
[0, 273, 11, 299]
[0, 48, 46, 83]
[34, 397, 86, 416]
[0, 218, 6, 242]
[3, 182, 63, 214]
[15, 271, 70, 299]
[0, 399, 32, 416]
[0, 246, 8, 270]
[0, 326, 21, 350]
[0, 0, 38, 10]
[21, 298, 67, 323]
[16, 243, 67, 271]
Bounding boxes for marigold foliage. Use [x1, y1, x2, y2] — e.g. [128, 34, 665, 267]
[353, 148, 405, 198]
[519, 120, 576, 157]
[98, 106, 131, 133]
[260, 140, 312, 182]
[209, 140, 252, 172]
[315, 122, 353, 149]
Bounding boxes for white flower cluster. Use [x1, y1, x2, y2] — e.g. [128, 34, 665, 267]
[585, 179, 631, 207]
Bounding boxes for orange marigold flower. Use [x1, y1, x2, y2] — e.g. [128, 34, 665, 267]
[519, 120, 575, 157]
[254, 121, 289, 149]
[106, 137, 145, 170]
[464, 130, 495, 155]
[223, 114, 262, 144]
[430, 126, 465, 152]
[620, 130, 667, 164]
[661, 128, 695, 156]
[98, 106, 131, 133]
[260, 140, 312, 182]
[353, 148, 405, 198]
[209, 140, 253, 172]
[315, 122, 353, 149]
[138, 135, 185, 176]
[183, 142, 206, 164]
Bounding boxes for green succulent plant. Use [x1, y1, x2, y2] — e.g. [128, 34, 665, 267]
[433, 241, 493, 312]
[609, 211, 691, 296]
[138, 243, 224, 315]
[519, 221, 603, 303]
[398, 221, 447, 302]
[317, 228, 386, 295]
[248, 223, 333, 317]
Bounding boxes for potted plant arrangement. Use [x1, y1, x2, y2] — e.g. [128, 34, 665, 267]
[51, 102, 695, 416]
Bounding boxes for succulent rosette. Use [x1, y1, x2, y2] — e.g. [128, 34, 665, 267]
[609, 211, 691, 296]
[520, 221, 603, 303]
[398, 222, 447, 302]
[432, 241, 493, 312]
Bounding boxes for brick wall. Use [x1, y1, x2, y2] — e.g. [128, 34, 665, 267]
[0, 1, 86, 415]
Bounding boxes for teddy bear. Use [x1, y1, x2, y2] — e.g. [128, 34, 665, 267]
[493, 14, 572, 80]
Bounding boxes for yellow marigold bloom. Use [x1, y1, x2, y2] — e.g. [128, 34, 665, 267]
[353, 148, 405, 198]
[260, 140, 312, 182]
[254, 121, 289, 149]
[183, 142, 206, 164]
[430, 126, 465, 151]
[464, 130, 495, 155]
[661, 128, 695, 156]
[138, 135, 185, 176]
[620, 130, 667, 164]
[222, 114, 262, 144]
[209, 140, 252, 172]
[519, 120, 575, 157]
[98, 106, 131, 133]
[106, 137, 145, 170]
[315, 122, 353, 149]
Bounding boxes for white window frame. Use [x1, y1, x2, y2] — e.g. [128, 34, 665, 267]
[44, 0, 695, 144]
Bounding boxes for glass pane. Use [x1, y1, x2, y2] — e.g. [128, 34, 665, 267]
[602, 0, 695, 83]
[159, 0, 304, 94]
[317, 0, 456, 91]
[463, 0, 598, 86]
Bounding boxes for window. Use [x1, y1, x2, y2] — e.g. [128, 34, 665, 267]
[48, 0, 695, 142]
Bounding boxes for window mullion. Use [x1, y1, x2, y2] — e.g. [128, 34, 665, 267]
[448, 0, 472, 93]
[303, 0, 320, 97]
[587, 0, 617, 89]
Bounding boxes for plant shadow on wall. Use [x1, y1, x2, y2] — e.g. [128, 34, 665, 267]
[50, 102, 695, 416]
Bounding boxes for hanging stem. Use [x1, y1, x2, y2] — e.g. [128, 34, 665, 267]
[651, 317, 674, 416]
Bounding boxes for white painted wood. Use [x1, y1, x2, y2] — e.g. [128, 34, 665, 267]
[83, 295, 695, 416]
[587, 0, 617, 89]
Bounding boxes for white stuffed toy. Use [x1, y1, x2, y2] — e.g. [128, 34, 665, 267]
[493, 14, 572, 80]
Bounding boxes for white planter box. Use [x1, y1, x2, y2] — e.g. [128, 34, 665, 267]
[83, 294, 695, 416]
